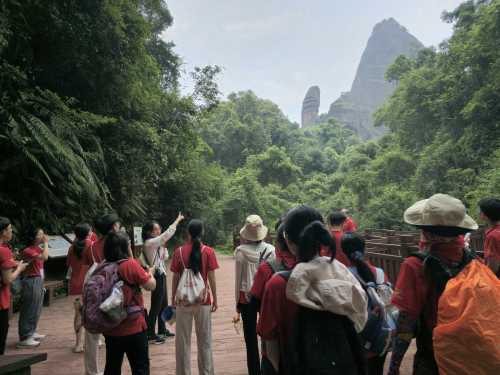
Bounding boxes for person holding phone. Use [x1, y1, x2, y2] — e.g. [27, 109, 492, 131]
[17, 227, 50, 349]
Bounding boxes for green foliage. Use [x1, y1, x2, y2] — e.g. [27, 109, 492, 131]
[0, 0, 223, 248]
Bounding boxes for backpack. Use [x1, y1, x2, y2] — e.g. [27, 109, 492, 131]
[408, 247, 500, 375]
[175, 246, 208, 307]
[81, 260, 144, 334]
[348, 266, 398, 356]
[278, 271, 368, 375]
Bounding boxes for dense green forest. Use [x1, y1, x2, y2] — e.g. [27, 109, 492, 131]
[2, 0, 500, 252]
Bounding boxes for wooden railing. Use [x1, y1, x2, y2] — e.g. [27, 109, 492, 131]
[231, 224, 487, 286]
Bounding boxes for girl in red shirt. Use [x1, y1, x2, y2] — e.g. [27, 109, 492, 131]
[102, 230, 156, 375]
[18, 228, 50, 349]
[170, 219, 219, 375]
[67, 223, 93, 353]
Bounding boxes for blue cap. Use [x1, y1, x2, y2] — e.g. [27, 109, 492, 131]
[162, 306, 176, 322]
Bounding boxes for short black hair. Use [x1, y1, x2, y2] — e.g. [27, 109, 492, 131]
[84, 219, 93, 227]
[0, 217, 10, 233]
[478, 197, 500, 222]
[327, 211, 347, 226]
[95, 214, 119, 236]
[342, 209, 350, 215]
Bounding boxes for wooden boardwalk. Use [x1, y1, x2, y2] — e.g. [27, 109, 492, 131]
[4, 252, 415, 374]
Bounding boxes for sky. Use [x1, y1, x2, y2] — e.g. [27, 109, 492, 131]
[164, 0, 465, 124]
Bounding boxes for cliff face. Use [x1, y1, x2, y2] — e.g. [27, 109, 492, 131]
[328, 20, 423, 140]
[301, 86, 320, 128]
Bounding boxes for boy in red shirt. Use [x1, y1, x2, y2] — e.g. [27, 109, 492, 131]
[387, 194, 479, 375]
[342, 209, 357, 232]
[478, 197, 500, 278]
[321, 211, 349, 267]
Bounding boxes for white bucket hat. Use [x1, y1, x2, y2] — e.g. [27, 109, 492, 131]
[240, 215, 268, 242]
[404, 194, 478, 236]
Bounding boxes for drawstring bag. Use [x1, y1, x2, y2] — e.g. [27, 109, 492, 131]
[175, 246, 208, 307]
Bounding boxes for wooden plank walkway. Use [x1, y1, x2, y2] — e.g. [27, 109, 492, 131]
[4, 252, 416, 374]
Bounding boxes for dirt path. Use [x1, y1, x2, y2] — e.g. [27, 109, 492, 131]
[4, 252, 415, 374]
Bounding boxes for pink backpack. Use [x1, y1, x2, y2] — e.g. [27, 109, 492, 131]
[81, 260, 143, 334]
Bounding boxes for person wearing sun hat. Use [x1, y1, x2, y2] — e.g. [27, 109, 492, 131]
[387, 194, 479, 375]
[234, 215, 276, 375]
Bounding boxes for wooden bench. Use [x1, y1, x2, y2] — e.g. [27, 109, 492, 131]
[9, 280, 64, 320]
[0, 353, 47, 375]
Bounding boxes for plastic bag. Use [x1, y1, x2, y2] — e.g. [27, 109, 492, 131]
[100, 281, 124, 312]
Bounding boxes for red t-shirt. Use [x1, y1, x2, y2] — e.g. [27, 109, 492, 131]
[105, 259, 151, 337]
[251, 251, 297, 300]
[66, 240, 91, 295]
[257, 263, 299, 374]
[83, 237, 105, 266]
[484, 225, 500, 279]
[320, 231, 349, 267]
[419, 235, 465, 249]
[21, 247, 44, 277]
[0, 245, 16, 309]
[344, 218, 356, 232]
[170, 241, 220, 306]
[390, 242, 464, 348]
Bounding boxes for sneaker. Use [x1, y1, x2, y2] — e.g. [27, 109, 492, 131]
[74, 344, 84, 353]
[148, 334, 165, 345]
[158, 330, 175, 339]
[31, 332, 45, 341]
[17, 338, 41, 349]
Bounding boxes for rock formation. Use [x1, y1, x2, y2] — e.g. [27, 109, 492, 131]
[301, 86, 320, 128]
[328, 18, 423, 140]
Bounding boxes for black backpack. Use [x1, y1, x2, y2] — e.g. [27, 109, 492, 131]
[406, 247, 478, 375]
[280, 271, 369, 375]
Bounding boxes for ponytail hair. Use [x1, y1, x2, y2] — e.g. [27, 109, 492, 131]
[340, 231, 375, 284]
[74, 223, 91, 260]
[187, 219, 204, 276]
[283, 205, 334, 262]
[104, 230, 130, 262]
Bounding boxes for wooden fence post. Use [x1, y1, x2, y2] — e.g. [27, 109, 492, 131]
[391, 226, 398, 231]
[364, 228, 373, 240]
[381, 229, 387, 238]
[400, 234, 414, 258]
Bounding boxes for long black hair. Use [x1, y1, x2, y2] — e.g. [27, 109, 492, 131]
[73, 223, 91, 260]
[104, 231, 130, 262]
[274, 217, 289, 252]
[26, 227, 43, 247]
[340, 231, 375, 283]
[187, 219, 204, 276]
[142, 220, 160, 243]
[283, 205, 335, 262]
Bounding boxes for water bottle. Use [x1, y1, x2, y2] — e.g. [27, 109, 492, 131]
[232, 315, 243, 336]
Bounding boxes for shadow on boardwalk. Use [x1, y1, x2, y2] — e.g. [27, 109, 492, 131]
[4, 252, 415, 374]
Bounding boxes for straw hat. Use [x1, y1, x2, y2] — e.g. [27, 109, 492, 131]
[240, 215, 268, 241]
[404, 194, 478, 236]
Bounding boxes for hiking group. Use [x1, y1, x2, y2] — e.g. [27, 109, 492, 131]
[0, 193, 500, 375]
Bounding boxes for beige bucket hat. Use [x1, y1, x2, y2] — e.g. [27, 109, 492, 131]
[240, 215, 268, 241]
[404, 194, 478, 236]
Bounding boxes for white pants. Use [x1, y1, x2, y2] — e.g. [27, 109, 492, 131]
[84, 331, 101, 375]
[175, 305, 215, 375]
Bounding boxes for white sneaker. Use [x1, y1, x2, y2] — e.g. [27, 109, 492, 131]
[17, 338, 41, 349]
[31, 332, 45, 341]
